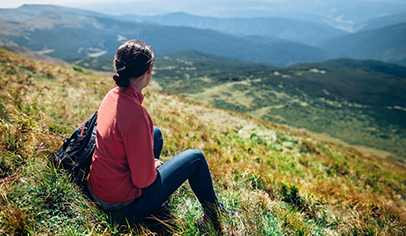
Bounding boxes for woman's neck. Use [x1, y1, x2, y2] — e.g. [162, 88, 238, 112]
[130, 81, 142, 92]
[129, 74, 147, 92]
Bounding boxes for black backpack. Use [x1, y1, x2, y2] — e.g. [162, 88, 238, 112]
[52, 111, 97, 187]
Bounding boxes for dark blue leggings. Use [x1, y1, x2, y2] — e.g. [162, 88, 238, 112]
[107, 127, 218, 223]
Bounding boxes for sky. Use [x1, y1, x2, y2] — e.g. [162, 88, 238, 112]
[0, 0, 403, 9]
[1, 0, 405, 22]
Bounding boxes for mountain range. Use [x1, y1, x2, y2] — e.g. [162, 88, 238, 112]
[72, 0, 406, 32]
[354, 12, 406, 32]
[119, 12, 347, 45]
[0, 9, 329, 66]
[1, 4, 406, 66]
[320, 23, 406, 65]
[1, 4, 406, 67]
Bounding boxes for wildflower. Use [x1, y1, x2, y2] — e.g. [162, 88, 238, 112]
[19, 139, 22, 142]
[40, 142, 44, 146]
[36, 128, 40, 131]
[42, 124, 45, 128]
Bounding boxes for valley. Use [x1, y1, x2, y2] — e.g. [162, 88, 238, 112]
[152, 52, 406, 162]
[68, 51, 406, 163]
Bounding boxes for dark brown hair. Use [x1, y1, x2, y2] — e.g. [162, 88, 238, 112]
[113, 39, 154, 88]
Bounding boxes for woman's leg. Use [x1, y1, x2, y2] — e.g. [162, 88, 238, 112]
[108, 149, 218, 224]
[153, 126, 163, 159]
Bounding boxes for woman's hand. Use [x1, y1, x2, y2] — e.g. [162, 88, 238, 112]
[155, 159, 164, 169]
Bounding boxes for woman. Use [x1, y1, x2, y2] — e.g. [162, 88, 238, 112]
[87, 39, 228, 230]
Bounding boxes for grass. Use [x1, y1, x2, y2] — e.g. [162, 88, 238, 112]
[70, 53, 406, 162]
[0, 47, 406, 235]
[148, 54, 406, 163]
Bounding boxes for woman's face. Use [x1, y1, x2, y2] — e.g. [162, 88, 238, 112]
[143, 63, 153, 89]
[144, 73, 151, 89]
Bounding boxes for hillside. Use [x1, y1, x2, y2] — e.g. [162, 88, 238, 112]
[65, 51, 406, 162]
[1, 44, 70, 66]
[1, 45, 406, 235]
[320, 23, 406, 66]
[147, 51, 406, 162]
[0, 9, 329, 67]
[66, 50, 271, 73]
[321, 58, 406, 79]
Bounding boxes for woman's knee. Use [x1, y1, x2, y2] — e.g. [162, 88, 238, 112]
[153, 126, 162, 140]
[184, 149, 206, 162]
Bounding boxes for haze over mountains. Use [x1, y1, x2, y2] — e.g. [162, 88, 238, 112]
[0, 9, 328, 66]
[74, 0, 406, 32]
[0, 3, 406, 66]
[120, 12, 347, 45]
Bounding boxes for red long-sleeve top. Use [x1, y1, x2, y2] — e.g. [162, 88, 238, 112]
[87, 84, 156, 203]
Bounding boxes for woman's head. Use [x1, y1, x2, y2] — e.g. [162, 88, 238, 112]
[113, 39, 154, 88]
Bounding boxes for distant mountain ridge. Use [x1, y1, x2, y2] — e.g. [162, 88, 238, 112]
[0, 9, 329, 66]
[0, 4, 110, 20]
[119, 12, 348, 45]
[1, 4, 406, 67]
[354, 12, 406, 32]
[319, 23, 406, 66]
[73, 0, 406, 32]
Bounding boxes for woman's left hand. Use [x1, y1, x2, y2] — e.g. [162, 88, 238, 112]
[155, 159, 164, 169]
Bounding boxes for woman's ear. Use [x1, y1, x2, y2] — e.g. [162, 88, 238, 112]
[146, 64, 153, 74]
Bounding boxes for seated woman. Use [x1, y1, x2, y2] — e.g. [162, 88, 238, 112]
[87, 39, 229, 231]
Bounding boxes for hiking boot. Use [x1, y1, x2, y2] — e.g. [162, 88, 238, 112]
[202, 203, 223, 234]
[218, 201, 238, 217]
[201, 201, 238, 234]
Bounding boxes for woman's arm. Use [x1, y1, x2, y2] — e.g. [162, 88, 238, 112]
[155, 159, 164, 168]
[125, 120, 157, 188]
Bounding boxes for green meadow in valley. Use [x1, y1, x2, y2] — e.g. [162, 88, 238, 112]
[70, 51, 406, 163]
[1, 48, 405, 235]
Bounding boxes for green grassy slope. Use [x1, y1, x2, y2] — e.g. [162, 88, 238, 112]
[1, 47, 406, 235]
[147, 52, 406, 163]
[65, 52, 406, 162]
[322, 58, 406, 79]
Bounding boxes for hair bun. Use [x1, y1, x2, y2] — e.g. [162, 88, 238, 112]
[114, 39, 154, 89]
[113, 73, 130, 88]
